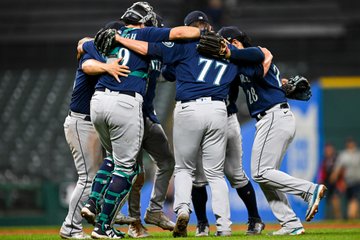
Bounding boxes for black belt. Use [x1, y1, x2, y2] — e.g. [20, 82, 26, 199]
[96, 88, 136, 97]
[180, 97, 225, 104]
[255, 103, 289, 121]
[68, 110, 91, 121]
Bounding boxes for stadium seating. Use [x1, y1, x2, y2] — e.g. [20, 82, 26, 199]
[0, 69, 75, 186]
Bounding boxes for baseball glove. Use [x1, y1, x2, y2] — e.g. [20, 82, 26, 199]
[282, 75, 312, 101]
[197, 31, 228, 59]
[94, 28, 117, 55]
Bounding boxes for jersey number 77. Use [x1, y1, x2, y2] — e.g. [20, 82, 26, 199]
[197, 57, 228, 86]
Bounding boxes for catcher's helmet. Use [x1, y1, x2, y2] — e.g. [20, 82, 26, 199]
[145, 13, 164, 28]
[218, 26, 252, 47]
[120, 2, 157, 26]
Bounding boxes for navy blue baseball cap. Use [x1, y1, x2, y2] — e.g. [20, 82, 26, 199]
[184, 11, 209, 26]
[104, 21, 124, 29]
[218, 26, 252, 47]
[218, 26, 243, 41]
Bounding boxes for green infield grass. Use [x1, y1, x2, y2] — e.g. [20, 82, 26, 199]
[0, 221, 359, 240]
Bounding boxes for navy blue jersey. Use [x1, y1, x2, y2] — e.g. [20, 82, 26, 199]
[230, 47, 264, 65]
[148, 41, 263, 101]
[69, 41, 105, 115]
[162, 63, 240, 115]
[95, 26, 171, 96]
[227, 79, 240, 115]
[238, 63, 287, 118]
[222, 46, 265, 115]
[143, 59, 162, 124]
[161, 64, 176, 82]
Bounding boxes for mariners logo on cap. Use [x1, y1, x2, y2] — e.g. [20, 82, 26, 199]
[162, 42, 174, 48]
[184, 10, 209, 26]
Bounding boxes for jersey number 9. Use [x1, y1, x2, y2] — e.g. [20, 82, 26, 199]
[107, 47, 131, 66]
[118, 48, 130, 66]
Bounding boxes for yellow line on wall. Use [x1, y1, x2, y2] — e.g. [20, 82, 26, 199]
[321, 77, 360, 88]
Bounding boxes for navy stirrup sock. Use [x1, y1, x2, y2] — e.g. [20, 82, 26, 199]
[236, 181, 261, 220]
[191, 185, 209, 225]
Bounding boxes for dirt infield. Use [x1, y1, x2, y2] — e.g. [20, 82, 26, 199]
[0, 222, 359, 236]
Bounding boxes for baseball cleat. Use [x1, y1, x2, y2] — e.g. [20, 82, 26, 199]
[245, 218, 265, 235]
[305, 184, 327, 222]
[81, 199, 98, 226]
[144, 210, 175, 231]
[269, 227, 305, 236]
[173, 211, 189, 237]
[114, 212, 137, 225]
[195, 222, 210, 237]
[128, 220, 150, 238]
[91, 223, 124, 239]
[59, 231, 91, 239]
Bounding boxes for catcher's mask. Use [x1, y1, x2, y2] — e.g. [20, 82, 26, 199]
[218, 26, 252, 48]
[120, 2, 157, 27]
[145, 13, 164, 28]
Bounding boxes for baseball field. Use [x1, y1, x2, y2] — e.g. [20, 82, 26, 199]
[1, 221, 359, 240]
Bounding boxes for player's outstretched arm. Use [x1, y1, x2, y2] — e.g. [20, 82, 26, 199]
[168, 26, 200, 40]
[115, 35, 149, 56]
[96, 26, 200, 56]
[228, 46, 265, 64]
[82, 58, 130, 82]
[107, 26, 200, 56]
[260, 47, 273, 76]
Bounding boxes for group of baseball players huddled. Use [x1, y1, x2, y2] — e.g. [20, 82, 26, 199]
[59, 1, 327, 239]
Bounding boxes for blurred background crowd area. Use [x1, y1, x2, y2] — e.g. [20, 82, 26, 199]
[0, 0, 359, 225]
[319, 139, 360, 220]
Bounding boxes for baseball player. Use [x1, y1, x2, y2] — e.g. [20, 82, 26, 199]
[110, 11, 272, 237]
[127, 59, 175, 238]
[160, 37, 265, 238]
[59, 27, 130, 239]
[218, 26, 327, 235]
[79, 2, 209, 238]
[126, 14, 176, 238]
[190, 78, 265, 236]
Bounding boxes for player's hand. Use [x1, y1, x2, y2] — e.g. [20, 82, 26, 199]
[76, 37, 93, 60]
[259, 47, 272, 60]
[105, 57, 130, 82]
[281, 78, 289, 85]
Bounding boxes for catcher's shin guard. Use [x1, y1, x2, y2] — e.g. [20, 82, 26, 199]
[89, 157, 114, 206]
[99, 166, 140, 226]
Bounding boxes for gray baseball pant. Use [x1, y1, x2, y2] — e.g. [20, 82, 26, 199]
[251, 104, 316, 229]
[194, 113, 249, 188]
[173, 100, 231, 232]
[90, 89, 144, 176]
[60, 113, 103, 236]
[128, 117, 175, 218]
